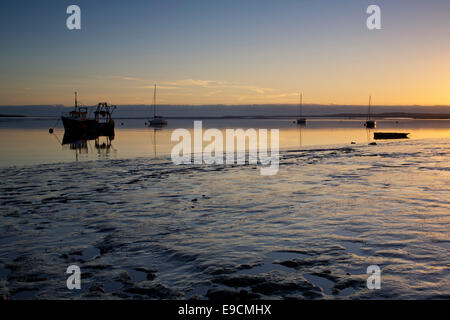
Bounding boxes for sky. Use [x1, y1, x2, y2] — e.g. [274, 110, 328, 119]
[1, 0, 450, 106]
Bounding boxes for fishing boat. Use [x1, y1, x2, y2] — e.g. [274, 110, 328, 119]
[61, 92, 116, 136]
[149, 84, 168, 127]
[374, 132, 409, 140]
[365, 95, 376, 128]
[295, 93, 307, 125]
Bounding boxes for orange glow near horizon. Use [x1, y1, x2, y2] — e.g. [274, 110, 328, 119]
[2, 1, 450, 107]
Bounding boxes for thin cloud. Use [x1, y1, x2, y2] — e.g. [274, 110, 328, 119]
[161, 79, 228, 87]
[137, 85, 179, 90]
[110, 75, 146, 81]
[131, 77, 292, 102]
[203, 90, 222, 97]
[158, 78, 274, 94]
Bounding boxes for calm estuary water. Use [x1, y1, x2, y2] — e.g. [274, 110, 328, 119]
[0, 118, 449, 299]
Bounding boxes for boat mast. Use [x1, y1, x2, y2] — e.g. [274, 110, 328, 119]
[299, 92, 303, 118]
[153, 84, 157, 118]
[367, 95, 371, 121]
[75, 91, 78, 111]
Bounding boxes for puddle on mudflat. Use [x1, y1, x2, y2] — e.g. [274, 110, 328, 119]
[103, 280, 123, 293]
[81, 247, 100, 261]
[303, 274, 335, 295]
[237, 251, 310, 275]
[12, 289, 39, 300]
[337, 287, 355, 297]
[126, 268, 148, 282]
[0, 267, 11, 280]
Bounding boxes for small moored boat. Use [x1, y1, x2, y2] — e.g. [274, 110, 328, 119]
[365, 96, 376, 128]
[295, 93, 307, 125]
[374, 132, 409, 140]
[149, 84, 168, 127]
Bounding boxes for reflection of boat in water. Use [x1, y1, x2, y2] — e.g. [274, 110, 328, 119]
[374, 132, 409, 140]
[365, 95, 376, 128]
[150, 127, 163, 157]
[62, 131, 115, 160]
[62, 132, 114, 148]
[366, 127, 376, 145]
[62, 92, 116, 136]
[148, 84, 168, 127]
[297, 122, 303, 147]
[295, 93, 307, 125]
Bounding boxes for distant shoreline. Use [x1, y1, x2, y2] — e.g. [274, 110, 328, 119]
[0, 114, 26, 118]
[1, 112, 449, 120]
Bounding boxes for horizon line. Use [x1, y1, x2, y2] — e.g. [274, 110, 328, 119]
[2, 103, 450, 108]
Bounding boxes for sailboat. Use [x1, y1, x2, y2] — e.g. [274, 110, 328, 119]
[365, 95, 376, 128]
[148, 84, 168, 127]
[295, 93, 307, 125]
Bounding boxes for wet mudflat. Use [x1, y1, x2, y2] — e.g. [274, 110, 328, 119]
[0, 138, 449, 299]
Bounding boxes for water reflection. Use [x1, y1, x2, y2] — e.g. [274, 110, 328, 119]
[366, 128, 374, 145]
[0, 119, 449, 167]
[297, 122, 305, 148]
[61, 132, 115, 161]
[150, 127, 163, 158]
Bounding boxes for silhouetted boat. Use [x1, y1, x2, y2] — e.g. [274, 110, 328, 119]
[365, 95, 376, 128]
[62, 92, 116, 136]
[295, 93, 307, 125]
[149, 84, 168, 127]
[149, 116, 168, 126]
[374, 132, 409, 140]
[365, 120, 376, 128]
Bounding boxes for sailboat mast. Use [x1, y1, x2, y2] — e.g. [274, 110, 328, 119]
[153, 84, 157, 118]
[75, 91, 78, 110]
[299, 93, 303, 117]
[367, 95, 371, 121]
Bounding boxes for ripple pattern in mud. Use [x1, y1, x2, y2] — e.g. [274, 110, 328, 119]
[0, 139, 449, 299]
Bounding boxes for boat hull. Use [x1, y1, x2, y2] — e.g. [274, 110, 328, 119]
[365, 120, 376, 128]
[149, 118, 168, 127]
[62, 116, 115, 136]
[374, 132, 409, 140]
